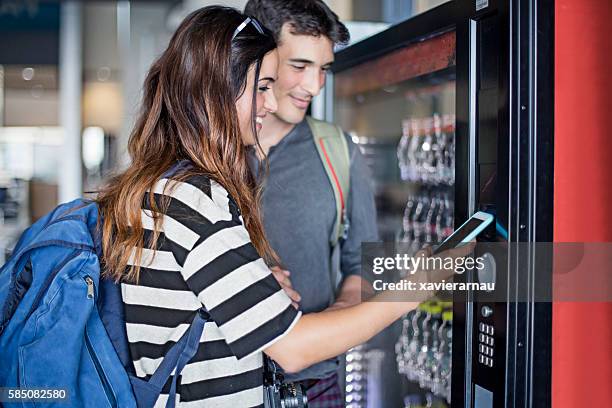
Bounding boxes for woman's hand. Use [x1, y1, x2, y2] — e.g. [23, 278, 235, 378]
[270, 266, 301, 309]
[407, 240, 477, 302]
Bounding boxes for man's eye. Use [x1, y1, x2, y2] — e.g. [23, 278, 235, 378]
[291, 65, 306, 71]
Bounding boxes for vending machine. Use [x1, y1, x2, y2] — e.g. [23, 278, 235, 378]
[323, 0, 555, 407]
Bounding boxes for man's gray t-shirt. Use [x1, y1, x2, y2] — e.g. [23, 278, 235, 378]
[250, 118, 378, 381]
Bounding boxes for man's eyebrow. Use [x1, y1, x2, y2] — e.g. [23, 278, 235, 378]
[288, 58, 314, 65]
[289, 58, 334, 67]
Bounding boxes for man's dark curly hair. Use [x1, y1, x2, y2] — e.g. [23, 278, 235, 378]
[244, 0, 350, 46]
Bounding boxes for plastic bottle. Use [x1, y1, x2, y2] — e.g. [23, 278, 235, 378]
[401, 195, 417, 243]
[396, 310, 415, 374]
[441, 311, 453, 403]
[432, 114, 444, 184]
[406, 303, 427, 382]
[425, 194, 441, 245]
[435, 194, 454, 242]
[398, 119, 412, 181]
[442, 114, 456, 185]
[410, 195, 427, 253]
[419, 117, 435, 183]
[407, 119, 421, 182]
[420, 304, 443, 389]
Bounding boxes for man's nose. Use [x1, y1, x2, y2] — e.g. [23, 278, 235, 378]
[301, 68, 323, 97]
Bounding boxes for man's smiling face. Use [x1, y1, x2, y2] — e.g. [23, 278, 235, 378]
[272, 23, 335, 125]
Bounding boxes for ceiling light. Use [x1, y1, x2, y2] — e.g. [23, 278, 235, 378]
[22, 67, 35, 81]
[97, 66, 111, 82]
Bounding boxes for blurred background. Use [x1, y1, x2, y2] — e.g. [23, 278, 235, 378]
[0, 0, 449, 262]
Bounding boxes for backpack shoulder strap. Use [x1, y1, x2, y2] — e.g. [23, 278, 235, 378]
[95, 205, 209, 408]
[306, 116, 351, 247]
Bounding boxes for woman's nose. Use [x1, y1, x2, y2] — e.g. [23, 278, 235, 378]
[264, 89, 278, 113]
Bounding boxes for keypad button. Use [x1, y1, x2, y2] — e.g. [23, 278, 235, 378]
[481, 305, 494, 317]
[479, 354, 485, 364]
[480, 323, 486, 332]
[479, 333, 485, 343]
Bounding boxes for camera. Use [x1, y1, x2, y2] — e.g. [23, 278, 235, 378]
[263, 356, 308, 408]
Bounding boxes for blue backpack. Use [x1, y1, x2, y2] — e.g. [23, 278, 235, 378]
[0, 199, 208, 408]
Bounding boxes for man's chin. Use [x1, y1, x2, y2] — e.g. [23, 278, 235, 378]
[275, 109, 307, 125]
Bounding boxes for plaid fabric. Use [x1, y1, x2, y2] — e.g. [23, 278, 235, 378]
[303, 373, 344, 408]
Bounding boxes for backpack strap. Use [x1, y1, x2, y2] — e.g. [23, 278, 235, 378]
[148, 309, 209, 408]
[306, 116, 351, 247]
[306, 116, 351, 297]
[94, 207, 209, 408]
[99, 277, 209, 408]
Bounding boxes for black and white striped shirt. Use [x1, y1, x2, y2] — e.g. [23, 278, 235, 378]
[121, 174, 301, 407]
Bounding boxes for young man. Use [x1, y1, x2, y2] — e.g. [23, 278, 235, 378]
[245, 1, 378, 406]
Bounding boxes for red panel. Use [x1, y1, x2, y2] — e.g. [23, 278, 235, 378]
[553, 0, 612, 407]
[335, 31, 456, 97]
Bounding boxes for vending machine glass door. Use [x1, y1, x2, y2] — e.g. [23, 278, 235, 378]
[332, 28, 457, 408]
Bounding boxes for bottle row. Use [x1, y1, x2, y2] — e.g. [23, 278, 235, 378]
[398, 190, 455, 254]
[396, 300, 453, 405]
[397, 114, 456, 186]
[345, 345, 368, 408]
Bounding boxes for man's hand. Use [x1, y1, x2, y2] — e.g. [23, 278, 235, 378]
[328, 275, 374, 311]
[270, 266, 301, 309]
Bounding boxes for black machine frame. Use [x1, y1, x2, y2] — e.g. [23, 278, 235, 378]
[330, 0, 554, 406]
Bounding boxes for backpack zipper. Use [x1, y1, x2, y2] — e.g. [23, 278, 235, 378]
[85, 276, 94, 299]
[83, 277, 117, 408]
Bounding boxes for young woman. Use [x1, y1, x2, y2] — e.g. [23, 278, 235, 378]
[96, 6, 465, 407]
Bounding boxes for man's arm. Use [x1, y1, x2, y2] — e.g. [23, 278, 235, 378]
[331, 136, 378, 310]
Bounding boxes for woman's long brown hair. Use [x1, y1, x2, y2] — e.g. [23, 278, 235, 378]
[97, 6, 278, 282]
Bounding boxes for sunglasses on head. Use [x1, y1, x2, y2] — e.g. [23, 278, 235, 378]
[232, 17, 265, 40]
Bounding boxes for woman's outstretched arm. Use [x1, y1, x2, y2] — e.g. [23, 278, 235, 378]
[264, 241, 474, 373]
[264, 295, 417, 373]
